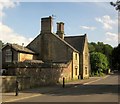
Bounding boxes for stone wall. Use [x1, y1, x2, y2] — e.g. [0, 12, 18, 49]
[13, 63, 73, 85]
[82, 37, 90, 79]
[1, 76, 16, 92]
[2, 61, 74, 92]
[1, 76, 30, 92]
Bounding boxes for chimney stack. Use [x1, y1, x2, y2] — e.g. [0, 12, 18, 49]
[56, 22, 64, 39]
[41, 16, 53, 34]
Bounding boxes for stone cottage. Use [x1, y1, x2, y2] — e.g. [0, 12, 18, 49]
[2, 16, 90, 84]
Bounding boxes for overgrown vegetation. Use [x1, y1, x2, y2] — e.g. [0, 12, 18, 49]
[112, 44, 120, 71]
[90, 52, 109, 76]
[89, 42, 113, 76]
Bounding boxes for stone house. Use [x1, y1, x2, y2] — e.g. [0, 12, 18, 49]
[2, 16, 90, 82]
[2, 43, 36, 68]
[26, 16, 90, 79]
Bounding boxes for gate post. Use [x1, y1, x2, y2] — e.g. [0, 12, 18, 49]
[63, 77, 65, 88]
[15, 80, 19, 96]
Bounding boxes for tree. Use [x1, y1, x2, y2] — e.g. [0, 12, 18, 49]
[112, 44, 120, 71]
[110, 0, 120, 11]
[0, 40, 5, 48]
[88, 43, 95, 53]
[89, 42, 113, 68]
[90, 52, 109, 75]
[103, 44, 113, 67]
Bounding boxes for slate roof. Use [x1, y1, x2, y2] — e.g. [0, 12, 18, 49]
[3, 43, 35, 54]
[64, 34, 86, 53]
[52, 33, 79, 53]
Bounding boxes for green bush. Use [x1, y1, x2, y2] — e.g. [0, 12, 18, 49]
[90, 52, 109, 76]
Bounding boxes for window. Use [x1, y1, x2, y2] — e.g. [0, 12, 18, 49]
[75, 53, 77, 60]
[85, 67, 87, 75]
[85, 53, 87, 61]
[5, 49, 12, 62]
[75, 68, 77, 75]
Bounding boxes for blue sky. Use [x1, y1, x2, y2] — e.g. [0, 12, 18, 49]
[0, 1, 118, 47]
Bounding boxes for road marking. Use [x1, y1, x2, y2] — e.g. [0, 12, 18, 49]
[4, 93, 42, 102]
[83, 75, 110, 85]
[3, 75, 110, 102]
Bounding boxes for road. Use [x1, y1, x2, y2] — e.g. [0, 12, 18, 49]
[9, 73, 120, 102]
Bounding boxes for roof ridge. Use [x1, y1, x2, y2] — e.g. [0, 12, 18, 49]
[65, 34, 86, 38]
[52, 33, 79, 53]
[2, 43, 35, 54]
[12, 44, 35, 53]
[64, 35, 86, 53]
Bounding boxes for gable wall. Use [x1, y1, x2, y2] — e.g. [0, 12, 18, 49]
[27, 35, 42, 60]
[82, 37, 90, 79]
[2, 46, 18, 68]
[42, 34, 73, 62]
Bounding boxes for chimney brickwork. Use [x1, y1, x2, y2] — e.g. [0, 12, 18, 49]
[41, 16, 53, 34]
[56, 22, 64, 39]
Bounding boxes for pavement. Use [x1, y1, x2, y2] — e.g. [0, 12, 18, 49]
[1, 75, 110, 103]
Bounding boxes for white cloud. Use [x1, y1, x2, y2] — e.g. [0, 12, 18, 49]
[0, 0, 32, 46]
[80, 26, 96, 31]
[0, 0, 19, 17]
[105, 32, 118, 46]
[95, 15, 117, 30]
[0, 22, 33, 46]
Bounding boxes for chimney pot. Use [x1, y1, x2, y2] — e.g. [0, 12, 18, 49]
[56, 22, 64, 39]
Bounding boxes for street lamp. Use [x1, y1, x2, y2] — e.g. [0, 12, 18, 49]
[110, 0, 120, 11]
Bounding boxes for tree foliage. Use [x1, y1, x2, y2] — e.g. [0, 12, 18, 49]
[89, 42, 113, 68]
[90, 52, 109, 74]
[112, 44, 120, 71]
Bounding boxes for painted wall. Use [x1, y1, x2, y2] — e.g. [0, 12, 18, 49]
[82, 38, 90, 79]
[72, 52, 79, 79]
[18, 53, 33, 62]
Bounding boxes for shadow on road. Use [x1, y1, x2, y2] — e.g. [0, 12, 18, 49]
[21, 84, 120, 96]
[20, 72, 120, 96]
[47, 84, 119, 96]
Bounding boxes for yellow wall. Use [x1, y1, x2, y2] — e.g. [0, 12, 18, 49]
[18, 53, 33, 62]
[83, 40, 89, 79]
[72, 52, 79, 80]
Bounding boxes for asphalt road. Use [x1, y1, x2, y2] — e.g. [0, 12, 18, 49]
[12, 73, 119, 102]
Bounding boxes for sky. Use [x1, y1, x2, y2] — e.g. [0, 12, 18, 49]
[0, 0, 119, 47]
